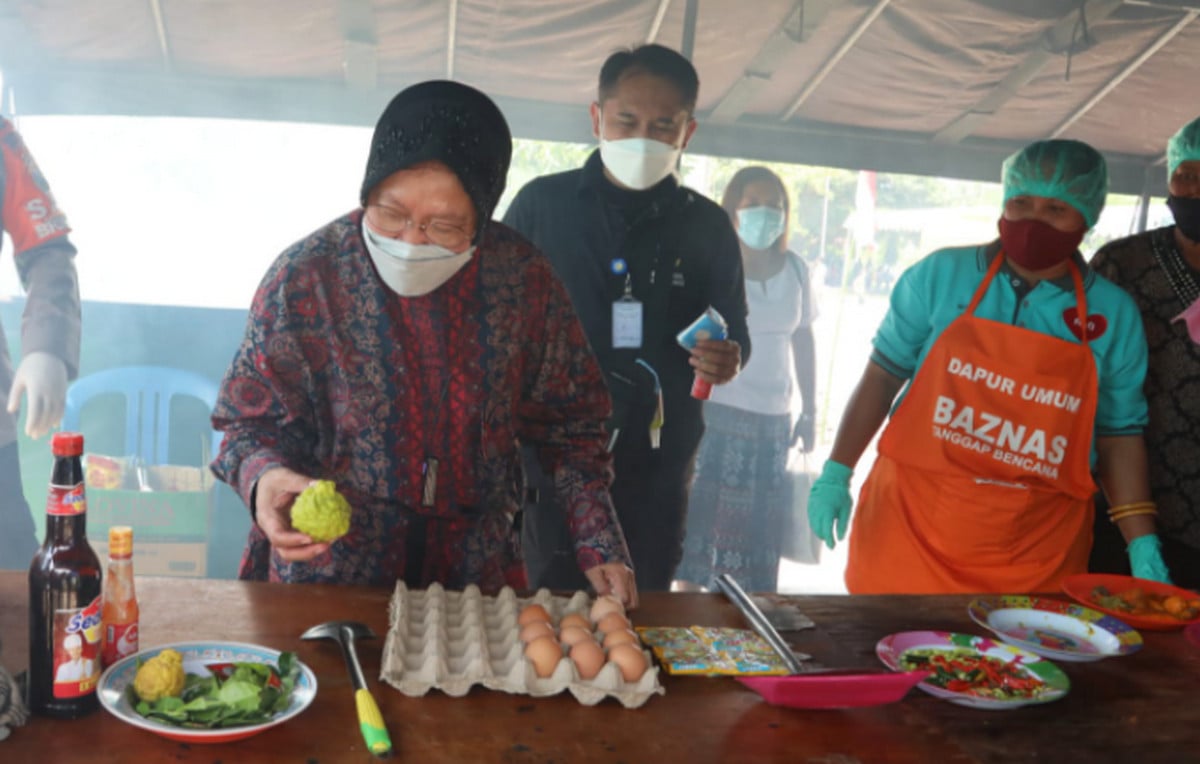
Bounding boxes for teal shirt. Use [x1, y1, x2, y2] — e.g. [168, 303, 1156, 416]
[871, 242, 1148, 437]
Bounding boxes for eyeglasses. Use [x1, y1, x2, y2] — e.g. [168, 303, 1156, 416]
[364, 204, 473, 250]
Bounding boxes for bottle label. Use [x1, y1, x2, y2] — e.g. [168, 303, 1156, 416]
[47, 481, 87, 517]
[103, 622, 139, 666]
[52, 596, 102, 699]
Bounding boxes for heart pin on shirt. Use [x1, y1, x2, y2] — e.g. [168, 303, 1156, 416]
[1061, 308, 1107, 341]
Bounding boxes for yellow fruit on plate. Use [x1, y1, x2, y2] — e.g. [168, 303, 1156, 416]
[133, 649, 186, 702]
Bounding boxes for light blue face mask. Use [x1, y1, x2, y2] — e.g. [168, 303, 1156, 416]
[736, 206, 786, 251]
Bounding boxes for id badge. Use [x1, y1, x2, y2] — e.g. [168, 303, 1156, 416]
[612, 299, 643, 348]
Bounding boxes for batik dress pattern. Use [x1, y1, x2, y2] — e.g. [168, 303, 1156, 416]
[212, 212, 628, 588]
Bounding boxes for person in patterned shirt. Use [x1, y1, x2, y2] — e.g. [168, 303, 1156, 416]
[211, 81, 637, 606]
[1089, 116, 1200, 589]
[0, 116, 81, 571]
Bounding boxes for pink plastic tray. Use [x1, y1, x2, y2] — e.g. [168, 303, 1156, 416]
[736, 670, 928, 709]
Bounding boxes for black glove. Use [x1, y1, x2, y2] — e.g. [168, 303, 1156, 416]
[791, 412, 815, 453]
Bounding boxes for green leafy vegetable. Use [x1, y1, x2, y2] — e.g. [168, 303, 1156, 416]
[129, 652, 300, 729]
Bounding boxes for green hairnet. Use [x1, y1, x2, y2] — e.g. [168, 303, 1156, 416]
[1167, 116, 1200, 178]
[1001, 139, 1107, 230]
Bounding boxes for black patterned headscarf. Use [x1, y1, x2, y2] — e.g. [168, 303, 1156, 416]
[360, 80, 512, 241]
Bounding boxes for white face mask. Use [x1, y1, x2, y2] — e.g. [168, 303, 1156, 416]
[361, 220, 474, 297]
[599, 136, 681, 190]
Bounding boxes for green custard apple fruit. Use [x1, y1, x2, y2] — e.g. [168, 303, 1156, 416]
[291, 480, 352, 542]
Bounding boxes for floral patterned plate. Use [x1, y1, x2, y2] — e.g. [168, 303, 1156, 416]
[876, 631, 1069, 710]
[967, 596, 1142, 662]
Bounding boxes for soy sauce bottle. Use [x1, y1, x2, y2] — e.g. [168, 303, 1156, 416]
[28, 432, 103, 718]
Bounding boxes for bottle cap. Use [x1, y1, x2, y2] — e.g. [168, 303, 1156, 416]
[108, 525, 134, 557]
[51, 431, 84, 457]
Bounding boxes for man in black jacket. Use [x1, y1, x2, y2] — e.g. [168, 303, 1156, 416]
[504, 44, 750, 591]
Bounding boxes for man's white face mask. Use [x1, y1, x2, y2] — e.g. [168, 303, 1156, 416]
[361, 219, 474, 297]
[599, 134, 681, 191]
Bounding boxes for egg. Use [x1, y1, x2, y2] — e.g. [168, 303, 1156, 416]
[558, 625, 595, 647]
[569, 639, 606, 680]
[519, 620, 556, 644]
[559, 612, 591, 631]
[524, 635, 563, 678]
[589, 594, 625, 624]
[518, 603, 552, 627]
[596, 611, 631, 634]
[607, 643, 648, 682]
[602, 628, 639, 649]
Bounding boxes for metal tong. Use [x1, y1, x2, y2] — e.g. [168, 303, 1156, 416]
[715, 573, 810, 675]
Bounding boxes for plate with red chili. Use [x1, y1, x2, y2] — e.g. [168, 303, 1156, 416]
[967, 596, 1142, 662]
[876, 631, 1069, 709]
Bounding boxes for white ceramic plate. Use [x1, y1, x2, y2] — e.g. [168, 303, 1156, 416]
[97, 641, 317, 744]
[967, 596, 1142, 662]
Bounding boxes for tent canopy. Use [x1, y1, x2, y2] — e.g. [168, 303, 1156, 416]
[2, 0, 1197, 194]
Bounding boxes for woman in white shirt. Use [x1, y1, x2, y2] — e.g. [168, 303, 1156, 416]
[675, 166, 817, 592]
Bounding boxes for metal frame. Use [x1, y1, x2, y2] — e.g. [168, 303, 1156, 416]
[2, 63, 1165, 195]
[338, 0, 377, 91]
[932, 0, 1125, 145]
[1, 0, 1186, 195]
[710, 1, 806, 123]
[780, 0, 891, 121]
[148, 0, 173, 74]
[1051, 8, 1198, 138]
[646, 0, 672, 44]
[446, 0, 460, 80]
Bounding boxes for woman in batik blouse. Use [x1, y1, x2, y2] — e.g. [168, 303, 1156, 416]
[1089, 116, 1200, 589]
[212, 80, 637, 606]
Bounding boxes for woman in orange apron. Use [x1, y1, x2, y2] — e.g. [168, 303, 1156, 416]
[808, 139, 1172, 594]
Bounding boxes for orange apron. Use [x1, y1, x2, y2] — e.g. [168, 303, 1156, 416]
[845, 254, 1099, 594]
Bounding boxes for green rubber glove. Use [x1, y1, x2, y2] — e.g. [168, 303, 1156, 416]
[807, 460, 853, 550]
[1127, 534, 1173, 584]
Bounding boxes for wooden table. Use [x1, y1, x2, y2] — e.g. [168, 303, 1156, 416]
[2, 572, 1199, 763]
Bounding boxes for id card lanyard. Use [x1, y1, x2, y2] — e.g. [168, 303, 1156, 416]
[611, 258, 643, 349]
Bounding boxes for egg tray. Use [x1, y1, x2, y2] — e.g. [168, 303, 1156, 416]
[379, 582, 664, 708]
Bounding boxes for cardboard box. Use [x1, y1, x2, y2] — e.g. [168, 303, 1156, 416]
[87, 488, 210, 541]
[86, 489, 211, 578]
[91, 539, 207, 578]
[83, 456, 213, 578]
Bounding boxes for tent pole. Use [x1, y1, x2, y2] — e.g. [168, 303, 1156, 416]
[1136, 164, 1153, 234]
[682, 0, 698, 60]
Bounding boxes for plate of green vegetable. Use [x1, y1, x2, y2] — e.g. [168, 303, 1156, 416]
[97, 641, 317, 743]
[876, 631, 1069, 710]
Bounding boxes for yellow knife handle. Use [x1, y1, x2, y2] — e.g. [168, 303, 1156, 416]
[354, 687, 393, 756]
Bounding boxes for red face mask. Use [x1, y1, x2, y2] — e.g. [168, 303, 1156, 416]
[997, 217, 1084, 272]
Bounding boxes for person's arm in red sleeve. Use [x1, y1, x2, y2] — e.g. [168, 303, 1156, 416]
[0, 119, 80, 438]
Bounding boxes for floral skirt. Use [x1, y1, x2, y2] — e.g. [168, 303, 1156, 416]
[676, 402, 790, 592]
